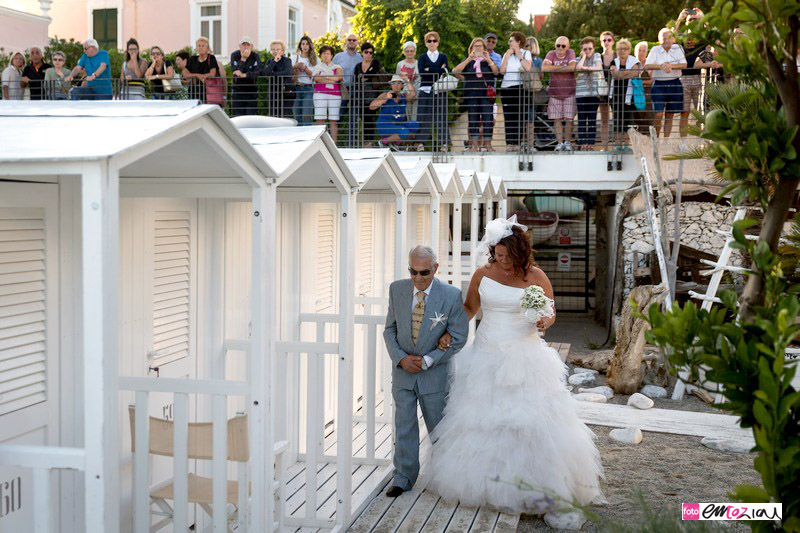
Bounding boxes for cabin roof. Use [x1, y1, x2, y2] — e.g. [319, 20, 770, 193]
[432, 163, 465, 199]
[395, 157, 442, 196]
[489, 175, 507, 199]
[477, 173, 496, 200]
[339, 149, 410, 195]
[0, 101, 275, 182]
[458, 170, 481, 199]
[241, 126, 358, 192]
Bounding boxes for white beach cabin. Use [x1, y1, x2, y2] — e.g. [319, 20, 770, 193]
[395, 158, 443, 262]
[491, 175, 508, 220]
[458, 170, 484, 292]
[0, 100, 279, 533]
[431, 164, 465, 288]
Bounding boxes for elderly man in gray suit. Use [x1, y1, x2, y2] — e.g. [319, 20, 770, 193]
[383, 245, 469, 497]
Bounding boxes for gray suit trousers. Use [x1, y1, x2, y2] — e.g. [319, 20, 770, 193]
[392, 384, 446, 490]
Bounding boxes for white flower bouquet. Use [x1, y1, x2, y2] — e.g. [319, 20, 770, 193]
[520, 285, 555, 324]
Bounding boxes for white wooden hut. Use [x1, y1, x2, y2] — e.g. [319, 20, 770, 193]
[458, 170, 483, 292]
[0, 101, 280, 533]
[395, 158, 443, 254]
[477, 173, 497, 227]
[431, 164, 466, 286]
[491, 175, 508, 219]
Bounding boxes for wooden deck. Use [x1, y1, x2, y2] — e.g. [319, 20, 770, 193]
[281, 343, 569, 532]
[348, 485, 520, 533]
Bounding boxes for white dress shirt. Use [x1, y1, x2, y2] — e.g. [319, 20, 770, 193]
[646, 44, 686, 81]
[412, 283, 435, 369]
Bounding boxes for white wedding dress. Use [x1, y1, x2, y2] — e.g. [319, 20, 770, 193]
[426, 276, 606, 512]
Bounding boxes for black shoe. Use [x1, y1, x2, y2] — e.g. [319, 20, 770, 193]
[607, 161, 613, 171]
[386, 486, 405, 497]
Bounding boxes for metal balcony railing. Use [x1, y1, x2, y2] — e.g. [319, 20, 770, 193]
[39, 69, 726, 168]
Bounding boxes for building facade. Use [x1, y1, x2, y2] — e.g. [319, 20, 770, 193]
[42, 0, 354, 58]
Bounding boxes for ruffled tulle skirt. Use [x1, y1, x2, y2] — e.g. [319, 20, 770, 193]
[424, 325, 606, 513]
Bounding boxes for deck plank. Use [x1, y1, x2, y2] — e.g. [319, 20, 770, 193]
[493, 512, 520, 532]
[371, 489, 424, 533]
[419, 497, 458, 533]
[468, 508, 500, 533]
[444, 504, 479, 532]
[348, 490, 397, 532]
[576, 402, 755, 444]
[396, 489, 441, 533]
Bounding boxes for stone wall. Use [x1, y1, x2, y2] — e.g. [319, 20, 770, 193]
[621, 202, 747, 298]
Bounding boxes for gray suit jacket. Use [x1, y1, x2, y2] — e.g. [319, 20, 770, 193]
[383, 278, 469, 394]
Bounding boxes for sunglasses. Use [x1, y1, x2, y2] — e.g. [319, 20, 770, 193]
[556, 44, 567, 48]
[603, 38, 613, 42]
[427, 39, 438, 43]
[408, 267, 432, 277]
[347, 38, 357, 42]
[53, 57, 65, 61]
[363, 50, 374, 54]
[582, 47, 592, 51]
[152, 52, 162, 56]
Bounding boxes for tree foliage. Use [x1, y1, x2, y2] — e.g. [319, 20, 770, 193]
[541, 0, 714, 42]
[350, 0, 524, 67]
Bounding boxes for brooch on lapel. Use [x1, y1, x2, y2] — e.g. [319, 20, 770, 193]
[429, 312, 447, 330]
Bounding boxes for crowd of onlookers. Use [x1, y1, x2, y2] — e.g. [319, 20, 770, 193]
[2, 7, 732, 152]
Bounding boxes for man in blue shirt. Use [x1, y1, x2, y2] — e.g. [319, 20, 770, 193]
[485, 33, 503, 69]
[66, 38, 113, 100]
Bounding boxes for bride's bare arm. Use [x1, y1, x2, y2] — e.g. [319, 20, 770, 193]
[464, 268, 485, 320]
[530, 267, 556, 330]
[437, 267, 485, 350]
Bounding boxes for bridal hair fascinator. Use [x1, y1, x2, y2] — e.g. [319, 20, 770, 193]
[476, 215, 528, 260]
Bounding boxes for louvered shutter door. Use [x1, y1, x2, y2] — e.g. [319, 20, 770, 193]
[151, 210, 191, 365]
[357, 205, 373, 297]
[415, 205, 426, 245]
[0, 209, 47, 415]
[315, 207, 336, 313]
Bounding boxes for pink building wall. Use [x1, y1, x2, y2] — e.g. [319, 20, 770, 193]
[0, 6, 50, 52]
[47, 0, 337, 57]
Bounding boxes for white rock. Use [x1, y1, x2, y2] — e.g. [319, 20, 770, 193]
[568, 372, 596, 386]
[573, 392, 608, 403]
[701, 437, 754, 454]
[627, 392, 655, 410]
[609, 427, 643, 444]
[544, 511, 587, 530]
[639, 385, 668, 399]
[631, 240, 654, 254]
[700, 210, 718, 224]
[565, 385, 573, 392]
[572, 367, 599, 375]
[578, 385, 614, 399]
[683, 204, 702, 217]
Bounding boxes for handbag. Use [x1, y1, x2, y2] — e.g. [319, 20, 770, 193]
[163, 67, 182, 93]
[486, 84, 496, 104]
[631, 78, 646, 111]
[594, 70, 609, 97]
[522, 65, 544, 92]
[204, 77, 225, 106]
[433, 68, 459, 93]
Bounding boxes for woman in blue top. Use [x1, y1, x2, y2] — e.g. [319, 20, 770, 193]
[370, 74, 419, 147]
[415, 31, 449, 151]
[453, 37, 499, 152]
[66, 39, 113, 100]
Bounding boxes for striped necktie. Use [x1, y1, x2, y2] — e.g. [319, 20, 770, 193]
[411, 291, 426, 344]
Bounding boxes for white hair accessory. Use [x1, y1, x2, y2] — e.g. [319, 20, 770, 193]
[475, 215, 528, 260]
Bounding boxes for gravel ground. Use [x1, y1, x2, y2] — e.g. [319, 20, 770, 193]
[517, 429, 761, 532]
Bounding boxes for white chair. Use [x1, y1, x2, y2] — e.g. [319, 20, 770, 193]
[128, 406, 288, 532]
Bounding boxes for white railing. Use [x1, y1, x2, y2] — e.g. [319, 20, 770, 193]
[0, 445, 85, 533]
[118, 375, 286, 533]
[275, 307, 391, 531]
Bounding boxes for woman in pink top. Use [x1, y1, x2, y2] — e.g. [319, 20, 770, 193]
[542, 36, 577, 151]
[312, 46, 344, 143]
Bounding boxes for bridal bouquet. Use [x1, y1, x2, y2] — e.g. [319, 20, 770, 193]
[520, 285, 555, 324]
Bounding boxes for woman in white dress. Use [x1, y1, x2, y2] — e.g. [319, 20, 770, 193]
[427, 216, 605, 514]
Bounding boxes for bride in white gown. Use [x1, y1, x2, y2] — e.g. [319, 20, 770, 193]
[426, 217, 605, 514]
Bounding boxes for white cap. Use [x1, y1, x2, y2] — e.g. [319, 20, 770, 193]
[402, 41, 416, 51]
[240, 36, 253, 45]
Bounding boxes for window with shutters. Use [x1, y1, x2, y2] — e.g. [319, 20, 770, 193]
[357, 205, 373, 297]
[200, 4, 223, 55]
[315, 207, 336, 312]
[0, 209, 47, 416]
[415, 205, 427, 245]
[151, 211, 191, 366]
[92, 9, 118, 50]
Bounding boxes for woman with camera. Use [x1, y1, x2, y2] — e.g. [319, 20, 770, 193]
[370, 73, 419, 148]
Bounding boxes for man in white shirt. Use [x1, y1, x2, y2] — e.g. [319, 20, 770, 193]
[332, 34, 363, 146]
[645, 28, 687, 137]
